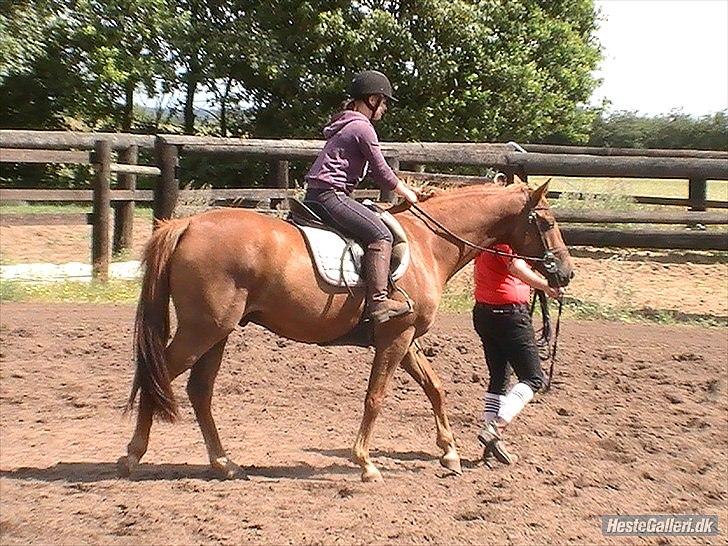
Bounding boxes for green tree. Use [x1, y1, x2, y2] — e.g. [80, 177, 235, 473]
[589, 110, 728, 150]
[167, 1, 266, 135]
[0, 1, 78, 129]
[1, 0, 177, 131]
[68, 0, 176, 131]
[237, 0, 601, 143]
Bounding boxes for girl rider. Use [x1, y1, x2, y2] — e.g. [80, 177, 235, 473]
[304, 70, 421, 324]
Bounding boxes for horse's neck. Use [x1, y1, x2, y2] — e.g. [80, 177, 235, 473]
[419, 186, 527, 282]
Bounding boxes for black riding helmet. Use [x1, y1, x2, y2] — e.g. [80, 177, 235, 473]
[349, 70, 398, 102]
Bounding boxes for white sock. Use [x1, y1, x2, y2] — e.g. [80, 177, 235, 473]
[483, 392, 505, 424]
[497, 382, 535, 424]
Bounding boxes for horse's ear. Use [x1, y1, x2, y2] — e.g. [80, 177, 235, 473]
[493, 172, 508, 186]
[529, 179, 550, 206]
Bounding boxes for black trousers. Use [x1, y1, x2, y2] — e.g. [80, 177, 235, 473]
[304, 188, 392, 246]
[472, 302, 545, 395]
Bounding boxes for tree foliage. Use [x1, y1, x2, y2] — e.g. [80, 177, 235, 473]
[1, 0, 175, 131]
[1, 0, 602, 142]
[589, 110, 728, 150]
[240, 0, 602, 144]
[2, 0, 724, 160]
[68, 0, 177, 131]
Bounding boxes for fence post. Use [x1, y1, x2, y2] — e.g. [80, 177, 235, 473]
[382, 156, 400, 202]
[113, 144, 137, 254]
[270, 159, 289, 210]
[92, 140, 111, 282]
[154, 138, 179, 222]
[688, 178, 707, 211]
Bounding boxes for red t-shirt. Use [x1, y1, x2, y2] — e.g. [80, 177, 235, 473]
[474, 244, 531, 305]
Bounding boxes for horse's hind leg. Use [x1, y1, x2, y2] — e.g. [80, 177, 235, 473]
[400, 344, 462, 475]
[118, 328, 226, 477]
[118, 391, 154, 477]
[186, 336, 244, 480]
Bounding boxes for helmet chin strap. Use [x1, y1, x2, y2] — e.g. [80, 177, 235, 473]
[364, 95, 384, 120]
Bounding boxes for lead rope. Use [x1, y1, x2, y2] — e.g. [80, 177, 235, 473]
[546, 297, 564, 392]
[530, 290, 564, 393]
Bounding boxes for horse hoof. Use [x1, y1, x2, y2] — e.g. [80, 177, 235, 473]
[116, 455, 138, 478]
[440, 451, 463, 475]
[361, 465, 383, 483]
[211, 457, 248, 480]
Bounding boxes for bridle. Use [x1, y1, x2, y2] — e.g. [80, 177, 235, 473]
[528, 206, 570, 286]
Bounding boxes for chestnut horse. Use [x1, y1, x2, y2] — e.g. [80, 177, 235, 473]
[118, 181, 573, 482]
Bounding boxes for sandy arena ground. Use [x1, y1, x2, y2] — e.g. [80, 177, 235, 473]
[0, 303, 726, 545]
[1, 214, 727, 545]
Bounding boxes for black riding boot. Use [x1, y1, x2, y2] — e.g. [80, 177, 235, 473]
[362, 240, 412, 324]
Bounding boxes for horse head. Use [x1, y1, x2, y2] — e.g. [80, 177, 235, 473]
[509, 180, 574, 288]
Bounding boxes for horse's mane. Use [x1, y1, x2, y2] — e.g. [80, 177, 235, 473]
[387, 182, 529, 214]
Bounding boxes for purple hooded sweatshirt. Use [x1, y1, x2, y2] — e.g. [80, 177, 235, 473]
[305, 110, 399, 195]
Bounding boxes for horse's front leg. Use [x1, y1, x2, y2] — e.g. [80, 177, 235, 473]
[400, 343, 461, 475]
[352, 325, 416, 482]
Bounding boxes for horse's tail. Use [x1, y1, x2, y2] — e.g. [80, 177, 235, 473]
[125, 217, 191, 422]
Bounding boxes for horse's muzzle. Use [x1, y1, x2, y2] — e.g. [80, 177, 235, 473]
[549, 267, 574, 288]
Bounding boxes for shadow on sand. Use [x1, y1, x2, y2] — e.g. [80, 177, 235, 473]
[0, 445, 451, 484]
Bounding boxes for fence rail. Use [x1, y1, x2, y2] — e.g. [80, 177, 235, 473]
[0, 130, 155, 150]
[2, 131, 728, 280]
[554, 209, 728, 224]
[522, 143, 728, 159]
[0, 148, 91, 164]
[561, 227, 728, 250]
[0, 213, 92, 226]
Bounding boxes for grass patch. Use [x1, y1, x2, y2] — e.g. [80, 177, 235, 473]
[439, 285, 474, 313]
[534, 176, 728, 201]
[551, 190, 640, 212]
[562, 296, 727, 327]
[0, 203, 154, 218]
[437, 289, 726, 328]
[0, 279, 140, 303]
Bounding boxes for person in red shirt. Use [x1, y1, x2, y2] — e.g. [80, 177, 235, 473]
[473, 243, 564, 465]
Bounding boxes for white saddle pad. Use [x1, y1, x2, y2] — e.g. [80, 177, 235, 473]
[298, 225, 408, 288]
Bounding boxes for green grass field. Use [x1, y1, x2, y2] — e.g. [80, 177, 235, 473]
[0, 279, 141, 303]
[532, 176, 728, 201]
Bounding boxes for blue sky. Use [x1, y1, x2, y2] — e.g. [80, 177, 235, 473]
[590, 0, 728, 115]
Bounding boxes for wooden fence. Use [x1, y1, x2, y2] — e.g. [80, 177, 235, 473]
[1, 131, 727, 280]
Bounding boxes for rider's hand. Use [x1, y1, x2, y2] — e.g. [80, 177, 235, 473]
[394, 180, 419, 205]
[401, 186, 419, 204]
